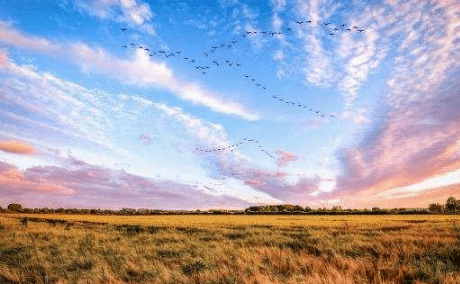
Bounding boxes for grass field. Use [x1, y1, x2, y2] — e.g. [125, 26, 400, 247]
[0, 214, 459, 283]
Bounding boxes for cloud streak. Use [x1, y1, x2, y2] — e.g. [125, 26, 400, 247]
[0, 140, 36, 155]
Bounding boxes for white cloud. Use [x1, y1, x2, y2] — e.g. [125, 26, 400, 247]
[0, 23, 258, 121]
[270, 0, 286, 12]
[74, 0, 155, 34]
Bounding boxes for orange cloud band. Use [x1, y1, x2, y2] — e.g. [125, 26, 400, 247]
[0, 140, 36, 155]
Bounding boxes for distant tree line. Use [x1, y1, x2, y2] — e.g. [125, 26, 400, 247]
[1, 196, 459, 215]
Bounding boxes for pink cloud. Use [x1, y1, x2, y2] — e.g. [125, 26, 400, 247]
[236, 168, 319, 204]
[331, 81, 460, 207]
[0, 49, 8, 66]
[0, 140, 36, 155]
[320, 183, 460, 210]
[0, 160, 255, 210]
[0, 161, 74, 195]
[0, 21, 59, 53]
[276, 149, 299, 167]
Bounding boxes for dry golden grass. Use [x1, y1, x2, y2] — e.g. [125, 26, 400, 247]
[4, 213, 460, 228]
[0, 213, 459, 283]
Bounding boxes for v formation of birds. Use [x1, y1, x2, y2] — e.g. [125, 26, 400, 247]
[120, 21, 366, 160]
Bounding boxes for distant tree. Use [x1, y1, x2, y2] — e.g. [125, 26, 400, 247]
[304, 206, 312, 212]
[380, 209, 389, 214]
[372, 207, 381, 213]
[332, 206, 342, 212]
[428, 203, 444, 213]
[457, 200, 460, 212]
[446, 197, 457, 213]
[55, 207, 65, 213]
[7, 203, 23, 212]
[292, 205, 303, 212]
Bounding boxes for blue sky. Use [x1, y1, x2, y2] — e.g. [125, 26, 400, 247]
[0, 0, 459, 210]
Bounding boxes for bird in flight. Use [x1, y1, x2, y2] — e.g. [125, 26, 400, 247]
[121, 28, 127, 32]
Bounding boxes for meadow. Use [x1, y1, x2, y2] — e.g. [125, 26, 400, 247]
[0, 213, 459, 284]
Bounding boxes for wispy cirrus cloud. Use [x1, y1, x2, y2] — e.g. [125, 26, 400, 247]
[74, 0, 156, 35]
[295, 0, 341, 87]
[0, 140, 36, 155]
[138, 133, 154, 145]
[330, 13, 460, 207]
[0, 48, 119, 151]
[286, 0, 460, 207]
[270, 0, 286, 13]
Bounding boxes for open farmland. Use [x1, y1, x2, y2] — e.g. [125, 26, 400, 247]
[0, 214, 459, 284]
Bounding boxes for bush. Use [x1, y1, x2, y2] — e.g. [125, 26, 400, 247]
[7, 203, 23, 212]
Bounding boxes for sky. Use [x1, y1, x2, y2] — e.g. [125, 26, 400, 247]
[0, 0, 459, 210]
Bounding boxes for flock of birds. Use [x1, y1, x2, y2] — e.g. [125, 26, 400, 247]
[120, 20, 366, 159]
[196, 138, 275, 159]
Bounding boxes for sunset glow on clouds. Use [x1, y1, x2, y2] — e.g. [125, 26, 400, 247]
[0, 141, 36, 155]
[0, 0, 459, 209]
